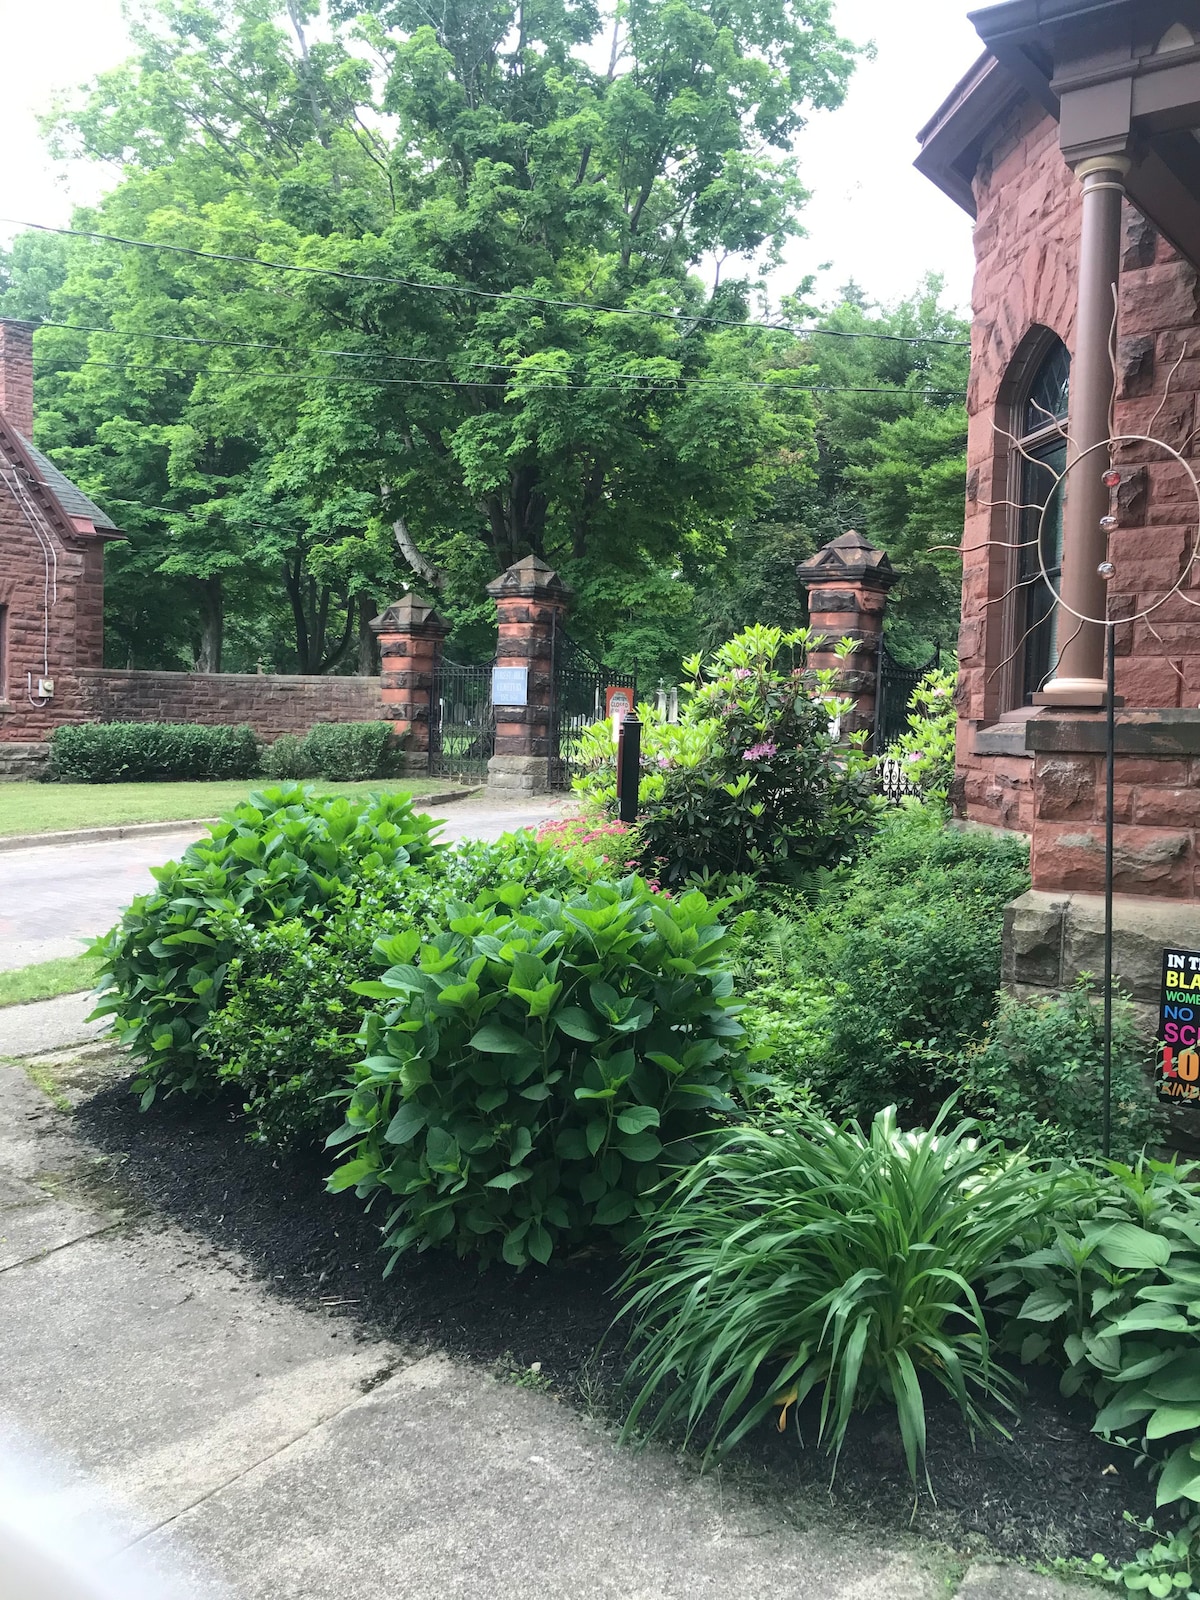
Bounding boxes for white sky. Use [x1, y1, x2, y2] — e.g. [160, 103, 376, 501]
[0, 0, 982, 311]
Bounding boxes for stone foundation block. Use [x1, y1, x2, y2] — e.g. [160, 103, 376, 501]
[0, 742, 50, 779]
[487, 754, 553, 796]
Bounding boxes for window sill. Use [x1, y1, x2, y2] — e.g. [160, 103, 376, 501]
[973, 720, 1035, 757]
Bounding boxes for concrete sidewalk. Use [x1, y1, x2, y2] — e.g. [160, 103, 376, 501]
[0, 1051, 1072, 1600]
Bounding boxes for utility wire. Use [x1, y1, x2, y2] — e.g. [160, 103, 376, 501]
[39, 319, 510, 371]
[54, 353, 968, 398]
[6, 217, 973, 348]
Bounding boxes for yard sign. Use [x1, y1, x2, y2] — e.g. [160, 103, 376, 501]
[1157, 946, 1200, 1105]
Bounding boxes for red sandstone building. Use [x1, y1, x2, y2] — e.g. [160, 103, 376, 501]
[919, 0, 1200, 1006]
[0, 319, 120, 760]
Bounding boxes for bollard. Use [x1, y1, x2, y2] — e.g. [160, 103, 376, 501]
[617, 714, 642, 825]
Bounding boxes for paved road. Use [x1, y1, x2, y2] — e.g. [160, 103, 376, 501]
[0, 796, 569, 975]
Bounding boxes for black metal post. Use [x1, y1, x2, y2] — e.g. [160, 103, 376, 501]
[1103, 619, 1116, 1160]
[617, 715, 642, 825]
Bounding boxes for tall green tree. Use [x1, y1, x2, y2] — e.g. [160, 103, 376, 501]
[7, 0, 860, 670]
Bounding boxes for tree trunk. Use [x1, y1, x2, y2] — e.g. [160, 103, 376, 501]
[284, 558, 311, 672]
[195, 577, 224, 673]
[357, 594, 379, 675]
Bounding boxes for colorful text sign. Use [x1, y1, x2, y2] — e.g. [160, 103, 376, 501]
[1157, 946, 1200, 1104]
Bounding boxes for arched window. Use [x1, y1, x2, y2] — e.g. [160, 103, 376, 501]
[1014, 338, 1070, 703]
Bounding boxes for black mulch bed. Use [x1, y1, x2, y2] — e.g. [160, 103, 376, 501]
[76, 1081, 1157, 1569]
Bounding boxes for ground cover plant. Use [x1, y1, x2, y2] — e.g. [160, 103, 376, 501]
[90, 785, 443, 1104]
[619, 1103, 1057, 1485]
[961, 978, 1161, 1163]
[989, 1157, 1200, 1503]
[49, 721, 261, 783]
[327, 880, 747, 1269]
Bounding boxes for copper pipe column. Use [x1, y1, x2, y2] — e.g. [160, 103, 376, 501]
[1038, 154, 1131, 708]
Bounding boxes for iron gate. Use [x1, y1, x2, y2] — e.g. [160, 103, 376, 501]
[874, 640, 941, 805]
[550, 629, 636, 791]
[428, 662, 495, 784]
[874, 641, 941, 752]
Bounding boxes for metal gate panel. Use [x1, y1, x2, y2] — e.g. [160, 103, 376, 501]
[428, 662, 495, 784]
[549, 631, 635, 791]
[873, 641, 940, 752]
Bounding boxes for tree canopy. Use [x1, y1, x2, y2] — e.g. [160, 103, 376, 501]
[0, 0, 967, 682]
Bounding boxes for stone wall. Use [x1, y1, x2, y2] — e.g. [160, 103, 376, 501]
[957, 95, 1200, 834]
[1027, 711, 1200, 900]
[70, 668, 389, 744]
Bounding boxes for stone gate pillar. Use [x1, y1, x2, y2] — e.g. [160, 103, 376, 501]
[486, 555, 572, 795]
[371, 593, 450, 764]
[797, 531, 898, 740]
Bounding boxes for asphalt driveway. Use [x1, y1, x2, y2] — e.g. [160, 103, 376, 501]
[0, 795, 569, 974]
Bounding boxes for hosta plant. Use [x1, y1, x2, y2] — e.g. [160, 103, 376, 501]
[986, 1155, 1200, 1512]
[618, 1104, 1055, 1484]
[327, 878, 746, 1269]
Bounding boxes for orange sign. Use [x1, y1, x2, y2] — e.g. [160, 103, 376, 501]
[605, 686, 632, 725]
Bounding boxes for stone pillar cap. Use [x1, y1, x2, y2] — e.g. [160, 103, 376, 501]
[486, 554, 573, 601]
[370, 592, 451, 635]
[797, 530, 899, 592]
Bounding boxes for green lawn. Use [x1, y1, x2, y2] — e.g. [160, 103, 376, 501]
[0, 776, 468, 838]
[0, 953, 103, 1008]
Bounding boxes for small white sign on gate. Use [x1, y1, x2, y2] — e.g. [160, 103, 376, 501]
[491, 666, 529, 706]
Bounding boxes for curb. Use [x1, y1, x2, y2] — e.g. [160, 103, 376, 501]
[0, 786, 483, 853]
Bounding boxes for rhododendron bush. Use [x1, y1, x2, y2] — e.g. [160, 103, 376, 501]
[573, 626, 880, 888]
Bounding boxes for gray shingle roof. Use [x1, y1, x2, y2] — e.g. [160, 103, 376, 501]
[16, 432, 118, 532]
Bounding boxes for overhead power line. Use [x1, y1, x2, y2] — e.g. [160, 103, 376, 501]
[5, 217, 973, 348]
[54, 353, 969, 398]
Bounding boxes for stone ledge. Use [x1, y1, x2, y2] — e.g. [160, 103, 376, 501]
[1026, 709, 1200, 756]
[974, 722, 1034, 757]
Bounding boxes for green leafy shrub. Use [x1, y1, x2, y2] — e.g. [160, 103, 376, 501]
[632, 625, 880, 888]
[327, 880, 746, 1268]
[733, 807, 1030, 1123]
[261, 733, 309, 780]
[986, 1155, 1200, 1515]
[204, 835, 583, 1146]
[883, 666, 958, 800]
[302, 721, 398, 780]
[89, 786, 443, 1105]
[619, 1104, 1054, 1484]
[49, 721, 260, 782]
[260, 722, 399, 781]
[570, 708, 717, 813]
[962, 978, 1162, 1161]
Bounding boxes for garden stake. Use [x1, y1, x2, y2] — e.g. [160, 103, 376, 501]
[1103, 616, 1115, 1161]
[618, 714, 642, 824]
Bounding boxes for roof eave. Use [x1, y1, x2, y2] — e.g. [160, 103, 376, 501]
[914, 53, 1028, 219]
[0, 415, 124, 542]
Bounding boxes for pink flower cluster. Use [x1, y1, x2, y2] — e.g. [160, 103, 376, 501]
[742, 741, 777, 762]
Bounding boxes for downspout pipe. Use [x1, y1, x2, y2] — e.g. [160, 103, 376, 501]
[1037, 154, 1131, 708]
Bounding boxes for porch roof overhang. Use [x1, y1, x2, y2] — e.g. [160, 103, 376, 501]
[916, 0, 1200, 267]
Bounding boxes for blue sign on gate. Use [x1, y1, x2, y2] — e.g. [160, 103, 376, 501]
[491, 666, 529, 706]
